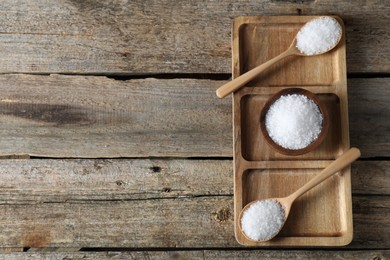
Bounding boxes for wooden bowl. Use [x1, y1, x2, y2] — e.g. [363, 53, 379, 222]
[259, 88, 329, 156]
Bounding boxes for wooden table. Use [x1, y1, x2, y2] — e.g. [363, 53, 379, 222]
[0, 1, 388, 259]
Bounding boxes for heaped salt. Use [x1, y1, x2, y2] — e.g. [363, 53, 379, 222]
[265, 94, 323, 150]
[241, 199, 285, 241]
[296, 16, 342, 55]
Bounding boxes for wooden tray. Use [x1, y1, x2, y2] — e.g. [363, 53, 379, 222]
[233, 16, 352, 246]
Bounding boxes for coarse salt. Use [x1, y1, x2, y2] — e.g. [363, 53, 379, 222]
[241, 199, 285, 241]
[265, 94, 323, 150]
[296, 16, 342, 55]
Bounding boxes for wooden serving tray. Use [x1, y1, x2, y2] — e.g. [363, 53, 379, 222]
[233, 16, 352, 246]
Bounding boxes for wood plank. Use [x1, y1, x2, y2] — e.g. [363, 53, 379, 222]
[0, 159, 233, 203]
[0, 159, 387, 204]
[0, 0, 388, 74]
[2, 250, 389, 259]
[0, 75, 388, 158]
[0, 159, 388, 248]
[0, 74, 231, 158]
[352, 161, 390, 195]
[204, 250, 390, 260]
[352, 196, 390, 249]
[204, 250, 390, 259]
[0, 197, 235, 248]
[348, 79, 390, 158]
[0, 196, 387, 248]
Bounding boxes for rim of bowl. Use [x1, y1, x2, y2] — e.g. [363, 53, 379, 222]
[259, 88, 329, 156]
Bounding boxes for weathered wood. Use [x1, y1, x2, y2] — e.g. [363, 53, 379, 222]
[0, 159, 388, 248]
[0, 248, 23, 253]
[24, 247, 81, 253]
[0, 159, 387, 204]
[0, 74, 231, 158]
[0, 196, 387, 248]
[0, 159, 233, 203]
[348, 79, 390, 158]
[1, 250, 389, 259]
[0, 154, 30, 159]
[352, 196, 390, 249]
[352, 161, 389, 195]
[205, 250, 390, 259]
[0, 0, 388, 74]
[0, 197, 234, 248]
[0, 75, 388, 158]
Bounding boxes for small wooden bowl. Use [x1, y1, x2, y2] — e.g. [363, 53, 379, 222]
[259, 88, 329, 156]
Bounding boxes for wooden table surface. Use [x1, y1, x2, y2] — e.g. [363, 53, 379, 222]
[0, 1, 388, 259]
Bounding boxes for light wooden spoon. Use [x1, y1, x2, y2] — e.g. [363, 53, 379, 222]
[216, 16, 342, 98]
[239, 147, 360, 242]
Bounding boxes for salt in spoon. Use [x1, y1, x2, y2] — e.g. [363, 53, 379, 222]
[216, 16, 342, 98]
[239, 147, 360, 242]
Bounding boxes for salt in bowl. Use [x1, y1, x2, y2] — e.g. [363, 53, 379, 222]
[259, 88, 329, 156]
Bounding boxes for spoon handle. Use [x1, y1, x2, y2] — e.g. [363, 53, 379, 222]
[288, 148, 361, 202]
[215, 48, 294, 98]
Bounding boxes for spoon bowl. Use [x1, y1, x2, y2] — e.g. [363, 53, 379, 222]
[216, 16, 342, 98]
[296, 16, 343, 56]
[238, 147, 360, 242]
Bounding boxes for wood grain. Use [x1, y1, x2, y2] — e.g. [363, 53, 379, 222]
[207, 250, 389, 259]
[0, 74, 387, 158]
[349, 79, 390, 158]
[0, 159, 233, 203]
[352, 161, 390, 195]
[0, 159, 387, 248]
[0, 159, 386, 203]
[1, 250, 388, 259]
[0, 195, 387, 248]
[0, 74, 231, 158]
[0, 248, 23, 253]
[0, 197, 235, 248]
[0, 0, 388, 74]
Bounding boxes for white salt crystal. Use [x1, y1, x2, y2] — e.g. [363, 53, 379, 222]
[296, 16, 342, 55]
[241, 199, 285, 241]
[265, 94, 323, 150]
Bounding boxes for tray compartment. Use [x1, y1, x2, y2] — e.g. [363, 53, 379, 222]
[242, 167, 346, 237]
[238, 22, 340, 87]
[240, 92, 342, 161]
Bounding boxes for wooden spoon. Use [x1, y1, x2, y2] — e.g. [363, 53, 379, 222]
[239, 147, 360, 242]
[216, 16, 342, 98]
